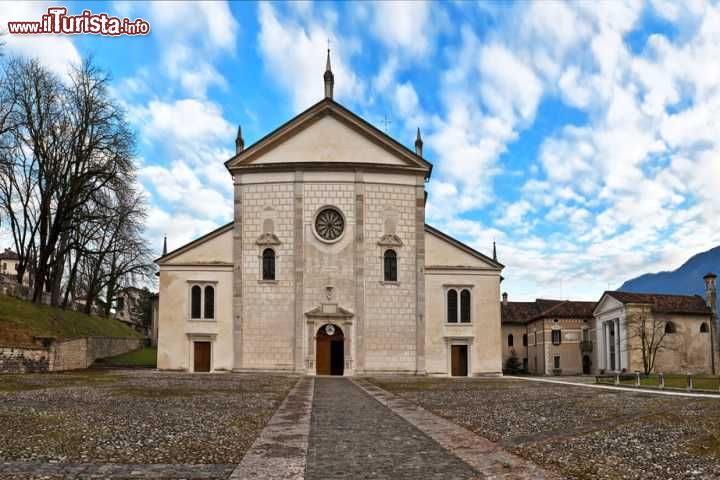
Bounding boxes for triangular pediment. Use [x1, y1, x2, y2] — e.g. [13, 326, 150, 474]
[593, 293, 625, 316]
[424, 225, 503, 270]
[225, 99, 431, 176]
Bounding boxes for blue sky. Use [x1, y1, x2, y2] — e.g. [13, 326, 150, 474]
[2, 1, 720, 301]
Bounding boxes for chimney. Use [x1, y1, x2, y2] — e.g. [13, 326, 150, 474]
[705, 272, 717, 319]
[502, 292, 508, 306]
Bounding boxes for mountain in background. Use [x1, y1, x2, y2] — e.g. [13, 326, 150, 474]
[620, 246, 720, 301]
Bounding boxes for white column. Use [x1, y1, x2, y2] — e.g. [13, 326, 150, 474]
[601, 322, 606, 369]
[605, 321, 612, 371]
[615, 318, 622, 371]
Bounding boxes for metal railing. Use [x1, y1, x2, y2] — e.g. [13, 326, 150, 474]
[595, 372, 720, 393]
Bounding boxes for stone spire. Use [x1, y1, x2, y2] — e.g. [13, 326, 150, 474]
[493, 241, 497, 262]
[414, 127, 423, 156]
[235, 125, 244, 154]
[324, 49, 334, 99]
[162, 236, 167, 256]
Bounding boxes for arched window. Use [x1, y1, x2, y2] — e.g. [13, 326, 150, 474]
[204, 286, 215, 319]
[523, 334, 528, 347]
[460, 289, 471, 323]
[508, 334, 514, 347]
[384, 249, 397, 282]
[447, 289, 458, 323]
[665, 321, 676, 334]
[262, 248, 275, 281]
[700, 322, 709, 333]
[190, 285, 202, 319]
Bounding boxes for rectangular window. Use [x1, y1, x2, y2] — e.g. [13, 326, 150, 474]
[552, 329, 562, 345]
[553, 355, 560, 369]
[581, 327, 589, 342]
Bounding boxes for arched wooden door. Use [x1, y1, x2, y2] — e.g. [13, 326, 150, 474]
[316, 324, 344, 376]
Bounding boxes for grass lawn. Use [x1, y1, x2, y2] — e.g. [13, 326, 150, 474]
[99, 347, 157, 367]
[601, 373, 720, 390]
[0, 293, 142, 346]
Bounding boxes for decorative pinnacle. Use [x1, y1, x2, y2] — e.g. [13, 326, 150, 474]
[235, 125, 244, 154]
[414, 127, 423, 156]
[324, 49, 334, 99]
[162, 235, 168, 256]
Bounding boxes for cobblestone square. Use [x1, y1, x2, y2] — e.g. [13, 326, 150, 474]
[370, 377, 720, 480]
[0, 370, 297, 479]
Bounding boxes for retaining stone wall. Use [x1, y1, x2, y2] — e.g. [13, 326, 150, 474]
[0, 336, 143, 373]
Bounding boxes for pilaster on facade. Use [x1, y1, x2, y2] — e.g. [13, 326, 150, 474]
[415, 181, 426, 375]
[293, 169, 305, 373]
[232, 183, 244, 371]
[353, 169, 366, 373]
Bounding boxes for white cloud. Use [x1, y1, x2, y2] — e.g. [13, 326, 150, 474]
[135, 99, 235, 146]
[369, 1, 433, 57]
[257, 2, 365, 111]
[0, 2, 81, 76]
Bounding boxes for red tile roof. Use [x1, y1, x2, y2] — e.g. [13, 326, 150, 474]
[501, 299, 596, 324]
[604, 291, 711, 316]
[0, 249, 19, 260]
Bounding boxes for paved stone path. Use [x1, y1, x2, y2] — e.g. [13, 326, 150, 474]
[305, 377, 479, 480]
[230, 376, 314, 480]
[353, 379, 559, 479]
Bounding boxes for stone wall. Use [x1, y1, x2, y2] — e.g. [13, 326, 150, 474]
[0, 346, 50, 373]
[0, 336, 143, 374]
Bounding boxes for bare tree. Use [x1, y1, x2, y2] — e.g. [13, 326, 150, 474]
[0, 56, 146, 308]
[626, 304, 676, 374]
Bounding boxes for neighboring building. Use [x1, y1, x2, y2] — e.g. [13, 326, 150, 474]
[501, 295, 596, 375]
[155, 53, 504, 375]
[0, 248, 19, 276]
[594, 274, 718, 375]
[115, 287, 153, 337]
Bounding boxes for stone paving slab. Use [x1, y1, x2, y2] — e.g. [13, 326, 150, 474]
[354, 378, 562, 480]
[0, 461, 234, 479]
[306, 377, 479, 480]
[230, 376, 314, 480]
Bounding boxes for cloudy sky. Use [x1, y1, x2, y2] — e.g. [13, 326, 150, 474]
[2, 1, 719, 301]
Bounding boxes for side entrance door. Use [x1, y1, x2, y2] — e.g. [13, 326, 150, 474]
[194, 341, 211, 372]
[582, 354, 591, 375]
[451, 345, 468, 377]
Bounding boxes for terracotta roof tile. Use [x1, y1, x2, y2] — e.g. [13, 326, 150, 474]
[0, 249, 19, 260]
[606, 291, 711, 315]
[501, 299, 596, 324]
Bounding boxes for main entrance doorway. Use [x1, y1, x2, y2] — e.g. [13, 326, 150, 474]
[316, 324, 344, 376]
[451, 345, 468, 377]
[582, 354, 591, 375]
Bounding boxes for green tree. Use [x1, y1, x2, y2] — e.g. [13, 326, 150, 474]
[504, 349, 522, 374]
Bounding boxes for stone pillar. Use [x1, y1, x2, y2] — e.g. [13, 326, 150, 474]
[604, 322, 611, 371]
[232, 181, 244, 370]
[293, 170, 305, 373]
[353, 170, 365, 373]
[415, 180, 426, 375]
[615, 318, 622, 371]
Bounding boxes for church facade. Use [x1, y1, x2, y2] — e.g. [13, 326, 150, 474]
[155, 56, 503, 376]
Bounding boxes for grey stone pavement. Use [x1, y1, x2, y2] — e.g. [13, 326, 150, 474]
[0, 376, 557, 479]
[305, 377, 479, 480]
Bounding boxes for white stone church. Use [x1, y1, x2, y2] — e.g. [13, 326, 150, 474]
[156, 54, 503, 376]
